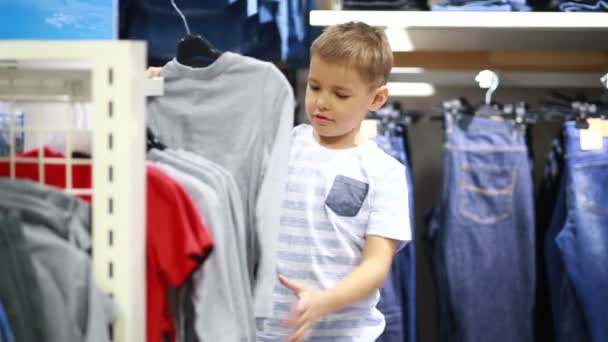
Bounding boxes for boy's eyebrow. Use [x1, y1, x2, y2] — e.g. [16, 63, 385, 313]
[308, 78, 352, 92]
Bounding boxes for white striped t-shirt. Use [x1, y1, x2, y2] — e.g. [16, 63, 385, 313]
[256, 124, 411, 342]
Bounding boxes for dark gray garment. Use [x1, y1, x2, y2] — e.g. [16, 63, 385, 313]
[148, 54, 293, 317]
[0, 179, 91, 250]
[148, 150, 256, 342]
[0, 209, 45, 342]
[0, 178, 91, 230]
[0, 180, 114, 342]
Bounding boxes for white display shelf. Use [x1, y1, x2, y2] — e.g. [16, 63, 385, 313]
[310, 11, 608, 51]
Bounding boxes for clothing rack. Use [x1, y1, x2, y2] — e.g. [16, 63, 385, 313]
[0, 41, 163, 342]
[370, 72, 608, 127]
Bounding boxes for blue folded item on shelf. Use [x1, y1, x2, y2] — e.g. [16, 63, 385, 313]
[432, 3, 512, 10]
[343, 0, 429, 10]
[558, 0, 608, 11]
[432, 0, 531, 10]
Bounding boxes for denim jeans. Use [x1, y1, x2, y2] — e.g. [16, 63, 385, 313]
[428, 113, 535, 342]
[374, 126, 416, 342]
[555, 122, 608, 342]
[544, 175, 590, 342]
[540, 137, 590, 342]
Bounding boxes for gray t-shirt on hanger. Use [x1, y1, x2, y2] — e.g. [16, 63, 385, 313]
[147, 52, 294, 317]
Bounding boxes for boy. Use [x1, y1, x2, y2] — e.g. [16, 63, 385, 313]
[256, 22, 411, 342]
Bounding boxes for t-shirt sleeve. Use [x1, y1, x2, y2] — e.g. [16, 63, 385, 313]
[174, 183, 214, 265]
[367, 165, 412, 251]
[148, 166, 213, 287]
[253, 64, 294, 316]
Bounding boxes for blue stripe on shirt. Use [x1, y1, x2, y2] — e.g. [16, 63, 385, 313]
[279, 216, 334, 231]
[277, 268, 347, 282]
[278, 234, 342, 249]
[276, 251, 359, 266]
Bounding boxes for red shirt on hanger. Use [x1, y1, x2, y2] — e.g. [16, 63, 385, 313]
[0, 147, 92, 202]
[146, 165, 214, 342]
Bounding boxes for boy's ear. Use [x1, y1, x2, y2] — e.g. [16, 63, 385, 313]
[369, 85, 389, 112]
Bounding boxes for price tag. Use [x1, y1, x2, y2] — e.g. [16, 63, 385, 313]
[601, 119, 608, 137]
[360, 119, 378, 140]
[580, 119, 604, 151]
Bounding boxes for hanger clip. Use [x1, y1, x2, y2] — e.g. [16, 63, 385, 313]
[574, 102, 590, 129]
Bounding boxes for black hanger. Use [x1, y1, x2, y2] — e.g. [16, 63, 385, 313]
[442, 97, 473, 115]
[503, 101, 537, 127]
[147, 128, 166, 151]
[177, 34, 222, 68]
[71, 151, 91, 159]
[170, 0, 222, 68]
[549, 90, 588, 105]
[475, 102, 503, 118]
[571, 101, 599, 129]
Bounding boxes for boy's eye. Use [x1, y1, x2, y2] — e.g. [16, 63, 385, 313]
[309, 84, 320, 91]
[335, 93, 350, 99]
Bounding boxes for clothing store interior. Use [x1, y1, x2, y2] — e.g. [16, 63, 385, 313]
[1, 1, 608, 342]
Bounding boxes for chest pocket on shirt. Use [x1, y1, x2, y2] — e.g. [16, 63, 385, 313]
[325, 176, 369, 217]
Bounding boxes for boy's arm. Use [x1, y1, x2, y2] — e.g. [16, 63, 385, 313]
[280, 235, 397, 342]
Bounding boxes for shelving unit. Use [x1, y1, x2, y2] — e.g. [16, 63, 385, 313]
[310, 11, 608, 51]
[0, 41, 161, 342]
[310, 11, 608, 86]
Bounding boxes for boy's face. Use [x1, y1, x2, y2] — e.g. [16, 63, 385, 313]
[305, 55, 388, 144]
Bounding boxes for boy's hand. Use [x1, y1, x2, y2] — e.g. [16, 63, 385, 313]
[279, 275, 332, 342]
[145, 67, 162, 78]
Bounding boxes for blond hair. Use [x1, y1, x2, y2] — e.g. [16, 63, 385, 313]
[311, 21, 393, 87]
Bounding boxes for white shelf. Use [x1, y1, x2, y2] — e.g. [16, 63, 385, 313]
[310, 11, 608, 50]
[0, 67, 164, 101]
[390, 70, 605, 88]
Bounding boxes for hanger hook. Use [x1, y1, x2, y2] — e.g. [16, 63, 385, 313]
[170, 0, 191, 35]
[475, 70, 500, 105]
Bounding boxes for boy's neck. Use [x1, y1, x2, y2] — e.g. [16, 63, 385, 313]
[313, 126, 365, 150]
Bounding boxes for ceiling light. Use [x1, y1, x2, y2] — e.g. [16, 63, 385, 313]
[387, 82, 435, 97]
[392, 67, 425, 74]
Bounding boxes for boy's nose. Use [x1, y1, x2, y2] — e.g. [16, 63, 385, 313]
[315, 96, 329, 111]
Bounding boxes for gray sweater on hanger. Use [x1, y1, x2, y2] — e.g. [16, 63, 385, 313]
[147, 52, 294, 318]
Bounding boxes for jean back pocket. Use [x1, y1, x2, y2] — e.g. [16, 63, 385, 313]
[459, 165, 515, 225]
[574, 161, 608, 215]
[325, 176, 369, 217]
